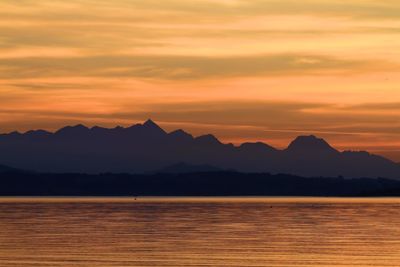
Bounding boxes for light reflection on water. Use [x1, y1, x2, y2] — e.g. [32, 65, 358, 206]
[0, 197, 400, 266]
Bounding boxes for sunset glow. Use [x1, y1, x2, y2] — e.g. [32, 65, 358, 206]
[1, 0, 400, 160]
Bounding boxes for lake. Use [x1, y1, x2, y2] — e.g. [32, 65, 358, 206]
[0, 197, 400, 266]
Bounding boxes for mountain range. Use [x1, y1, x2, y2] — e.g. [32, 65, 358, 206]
[0, 119, 399, 179]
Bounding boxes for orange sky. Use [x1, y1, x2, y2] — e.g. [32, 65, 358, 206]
[1, 0, 400, 161]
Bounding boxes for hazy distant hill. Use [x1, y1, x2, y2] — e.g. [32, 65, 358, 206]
[0, 119, 399, 179]
[156, 162, 223, 174]
[0, 164, 29, 174]
[0, 164, 18, 173]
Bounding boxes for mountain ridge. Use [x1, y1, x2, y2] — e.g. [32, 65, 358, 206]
[0, 119, 399, 179]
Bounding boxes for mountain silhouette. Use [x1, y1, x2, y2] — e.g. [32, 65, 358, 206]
[0, 119, 399, 179]
[286, 135, 338, 154]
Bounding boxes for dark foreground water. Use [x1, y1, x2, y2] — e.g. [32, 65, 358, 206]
[1, 197, 400, 266]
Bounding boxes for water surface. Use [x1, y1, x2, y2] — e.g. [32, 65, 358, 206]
[0, 197, 400, 266]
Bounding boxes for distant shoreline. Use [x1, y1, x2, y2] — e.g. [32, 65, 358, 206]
[2, 196, 400, 203]
[1, 171, 400, 197]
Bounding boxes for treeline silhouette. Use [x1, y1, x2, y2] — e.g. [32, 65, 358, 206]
[1, 171, 400, 196]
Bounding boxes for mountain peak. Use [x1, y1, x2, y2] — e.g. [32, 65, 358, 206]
[287, 135, 338, 153]
[24, 129, 51, 137]
[8, 131, 22, 136]
[143, 119, 157, 127]
[55, 124, 90, 136]
[239, 142, 277, 152]
[169, 129, 193, 141]
[73, 124, 88, 129]
[142, 119, 166, 134]
[195, 134, 221, 145]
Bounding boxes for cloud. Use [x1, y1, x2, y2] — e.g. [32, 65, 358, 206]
[0, 54, 389, 80]
[2, 99, 399, 135]
[345, 102, 400, 111]
[3, 0, 399, 21]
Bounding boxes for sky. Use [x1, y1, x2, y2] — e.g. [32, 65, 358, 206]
[1, 0, 400, 161]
